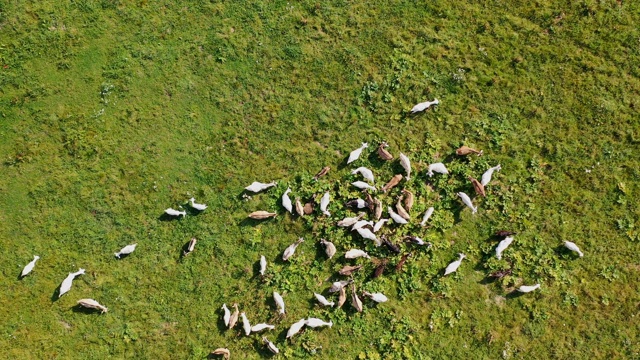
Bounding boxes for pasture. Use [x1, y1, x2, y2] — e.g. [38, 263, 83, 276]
[1, 1, 638, 359]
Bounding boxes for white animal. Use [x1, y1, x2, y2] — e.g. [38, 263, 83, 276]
[399, 153, 411, 180]
[363, 291, 388, 303]
[427, 162, 449, 177]
[411, 98, 439, 113]
[351, 167, 374, 183]
[481, 165, 502, 186]
[329, 280, 352, 293]
[351, 181, 376, 191]
[208, 348, 231, 360]
[351, 220, 373, 231]
[260, 255, 267, 276]
[457, 192, 477, 214]
[241, 312, 251, 336]
[77, 298, 108, 313]
[444, 254, 465, 276]
[305, 318, 333, 328]
[282, 188, 293, 213]
[183, 238, 196, 256]
[337, 213, 364, 227]
[320, 239, 337, 259]
[564, 241, 584, 257]
[282, 238, 304, 261]
[228, 303, 239, 329]
[345, 249, 370, 259]
[357, 227, 379, 246]
[189, 197, 207, 211]
[495, 236, 514, 260]
[222, 304, 230, 327]
[287, 319, 307, 338]
[420, 207, 434, 226]
[314, 293, 335, 307]
[114, 243, 137, 259]
[373, 219, 389, 232]
[251, 323, 275, 332]
[349, 198, 368, 209]
[59, 268, 85, 298]
[517, 284, 541, 293]
[347, 143, 368, 164]
[320, 191, 331, 216]
[388, 206, 408, 225]
[164, 208, 186, 217]
[406, 236, 428, 246]
[21, 255, 40, 277]
[263, 337, 279, 354]
[245, 181, 277, 193]
[211, 348, 230, 359]
[273, 292, 285, 315]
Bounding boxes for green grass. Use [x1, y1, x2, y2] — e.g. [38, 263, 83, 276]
[1, 0, 639, 359]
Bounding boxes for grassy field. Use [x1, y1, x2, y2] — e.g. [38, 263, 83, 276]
[1, 0, 639, 359]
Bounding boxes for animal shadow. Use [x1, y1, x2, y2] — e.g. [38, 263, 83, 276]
[71, 304, 103, 314]
[114, 253, 131, 260]
[505, 290, 526, 299]
[215, 307, 228, 333]
[158, 213, 182, 222]
[554, 245, 580, 259]
[480, 276, 499, 285]
[250, 337, 276, 357]
[51, 287, 62, 302]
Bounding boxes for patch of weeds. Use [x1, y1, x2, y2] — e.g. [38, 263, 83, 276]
[616, 216, 638, 241]
[562, 291, 579, 307]
[371, 315, 420, 359]
[429, 307, 459, 331]
[598, 265, 620, 282]
[396, 262, 421, 300]
[122, 323, 138, 343]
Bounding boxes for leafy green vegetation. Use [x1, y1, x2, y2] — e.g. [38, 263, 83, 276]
[1, 1, 639, 359]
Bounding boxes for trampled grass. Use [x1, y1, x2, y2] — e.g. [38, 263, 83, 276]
[1, 1, 639, 359]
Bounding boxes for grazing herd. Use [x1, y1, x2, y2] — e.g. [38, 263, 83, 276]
[16, 98, 587, 359]
[17, 197, 208, 313]
[223, 147, 584, 356]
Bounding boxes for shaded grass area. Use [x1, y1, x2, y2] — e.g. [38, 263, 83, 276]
[1, 0, 639, 359]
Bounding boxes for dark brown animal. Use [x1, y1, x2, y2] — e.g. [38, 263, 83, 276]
[303, 197, 316, 215]
[381, 174, 403, 192]
[469, 176, 486, 197]
[339, 265, 363, 276]
[395, 253, 412, 272]
[495, 230, 517, 238]
[373, 259, 388, 278]
[377, 142, 394, 160]
[364, 191, 375, 212]
[489, 268, 512, 279]
[402, 189, 414, 212]
[382, 237, 401, 254]
[456, 145, 483, 156]
[313, 166, 330, 180]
